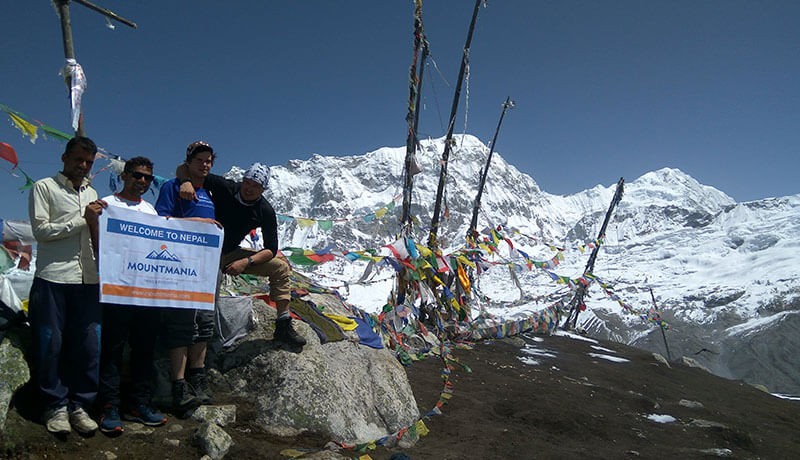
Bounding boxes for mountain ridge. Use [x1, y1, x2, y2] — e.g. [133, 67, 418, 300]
[230, 134, 799, 395]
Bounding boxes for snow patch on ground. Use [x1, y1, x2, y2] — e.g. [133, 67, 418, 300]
[588, 353, 630, 363]
[646, 414, 677, 423]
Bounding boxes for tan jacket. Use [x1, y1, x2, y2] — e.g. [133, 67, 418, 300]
[28, 173, 99, 284]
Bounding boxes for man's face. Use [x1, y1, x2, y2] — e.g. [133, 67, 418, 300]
[120, 165, 154, 199]
[61, 146, 96, 183]
[186, 151, 214, 179]
[240, 178, 264, 202]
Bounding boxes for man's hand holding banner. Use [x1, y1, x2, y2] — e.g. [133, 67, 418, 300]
[98, 206, 223, 310]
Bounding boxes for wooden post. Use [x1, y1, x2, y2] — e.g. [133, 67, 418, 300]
[562, 177, 625, 330]
[650, 288, 672, 361]
[428, 0, 483, 250]
[467, 97, 514, 239]
[53, 0, 136, 137]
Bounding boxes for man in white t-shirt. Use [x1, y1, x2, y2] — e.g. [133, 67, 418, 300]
[91, 157, 168, 435]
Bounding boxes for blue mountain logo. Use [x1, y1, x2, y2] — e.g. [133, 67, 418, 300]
[145, 244, 181, 262]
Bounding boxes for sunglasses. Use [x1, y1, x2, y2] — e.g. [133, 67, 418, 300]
[130, 171, 155, 182]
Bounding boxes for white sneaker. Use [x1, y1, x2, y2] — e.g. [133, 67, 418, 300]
[44, 406, 71, 434]
[69, 407, 98, 435]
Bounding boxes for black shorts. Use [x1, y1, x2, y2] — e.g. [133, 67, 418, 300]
[161, 307, 215, 349]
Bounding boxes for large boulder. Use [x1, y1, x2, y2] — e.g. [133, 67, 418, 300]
[0, 329, 30, 433]
[210, 296, 420, 445]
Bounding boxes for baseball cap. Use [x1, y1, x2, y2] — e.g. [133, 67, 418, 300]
[185, 140, 214, 161]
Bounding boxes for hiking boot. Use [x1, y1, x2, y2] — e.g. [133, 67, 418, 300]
[186, 368, 213, 405]
[171, 379, 200, 415]
[69, 407, 98, 435]
[124, 404, 167, 426]
[99, 404, 124, 434]
[274, 317, 307, 348]
[44, 406, 70, 435]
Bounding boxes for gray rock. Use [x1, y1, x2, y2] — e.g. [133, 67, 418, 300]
[191, 405, 237, 427]
[697, 448, 733, 457]
[213, 297, 420, 445]
[681, 356, 711, 373]
[652, 353, 670, 367]
[687, 419, 728, 429]
[192, 421, 234, 460]
[678, 399, 704, 409]
[163, 439, 181, 447]
[0, 331, 30, 433]
[125, 423, 155, 436]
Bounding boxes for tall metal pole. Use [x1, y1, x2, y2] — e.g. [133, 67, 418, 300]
[467, 97, 514, 239]
[427, 0, 483, 250]
[53, 0, 136, 137]
[563, 177, 625, 330]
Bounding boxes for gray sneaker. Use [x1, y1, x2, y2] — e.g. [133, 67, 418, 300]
[69, 407, 98, 435]
[45, 406, 71, 434]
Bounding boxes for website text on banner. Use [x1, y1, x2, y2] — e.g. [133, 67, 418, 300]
[98, 206, 223, 310]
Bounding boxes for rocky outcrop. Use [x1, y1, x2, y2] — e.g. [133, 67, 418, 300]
[210, 297, 419, 445]
[0, 329, 29, 434]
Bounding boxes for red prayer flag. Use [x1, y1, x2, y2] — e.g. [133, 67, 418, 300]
[0, 142, 19, 169]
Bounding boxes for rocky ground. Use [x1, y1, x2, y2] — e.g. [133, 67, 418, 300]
[2, 333, 799, 459]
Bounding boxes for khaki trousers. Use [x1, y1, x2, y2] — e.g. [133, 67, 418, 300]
[221, 248, 292, 302]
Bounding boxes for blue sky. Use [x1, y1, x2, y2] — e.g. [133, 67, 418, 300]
[1, 0, 798, 222]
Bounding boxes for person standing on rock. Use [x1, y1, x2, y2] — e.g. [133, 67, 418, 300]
[89, 156, 168, 434]
[177, 162, 306, 350]
[155, 141, 219, 415]
[27, 136, 104, 435]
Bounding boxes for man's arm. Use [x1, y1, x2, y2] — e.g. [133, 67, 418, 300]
[177, 168, 231, 201]
[83, 199, 107, 256]
[28, 181, 86, 242]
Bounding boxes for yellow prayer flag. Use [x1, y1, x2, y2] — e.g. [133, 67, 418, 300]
[296, 217, 315, 228]
[415, 243, 432, 257]
[8, 112, 38, 143]
[375, 207, 388, 218]
[415, 420, 430, 437]
[456, 255, 476, 269]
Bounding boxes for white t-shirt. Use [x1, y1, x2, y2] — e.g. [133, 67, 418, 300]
[102, 193, 158, 215]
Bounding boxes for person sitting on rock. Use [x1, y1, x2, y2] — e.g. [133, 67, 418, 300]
[177, 162, 306, 350]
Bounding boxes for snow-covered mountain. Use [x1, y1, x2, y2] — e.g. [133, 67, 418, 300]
[241, 134, 799, 396]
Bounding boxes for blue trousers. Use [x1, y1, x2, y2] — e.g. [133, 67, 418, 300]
[98, 303, 160, 408]
[28, 277, 101, 411]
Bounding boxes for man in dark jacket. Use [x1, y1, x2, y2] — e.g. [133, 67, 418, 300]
[178, 163, 306, 349]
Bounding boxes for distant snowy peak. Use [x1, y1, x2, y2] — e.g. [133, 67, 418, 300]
[225, 134, 758, 247]
[627, 168, 735, 211]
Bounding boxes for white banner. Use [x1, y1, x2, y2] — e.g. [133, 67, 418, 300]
[98, 206, 223, 310]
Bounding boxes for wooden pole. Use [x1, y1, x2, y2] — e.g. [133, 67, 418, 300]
[650, 288, 672, 361]
[467, 97, 514, 239]
[428, 0, 483, 250]
[53, 0, 136, 137]
[54, 0, 84, 136]
[73, 0, 138, 28]
[400, 0, 428, 234]
[398, 1, 427, 306]
[563, 177, 625, 330]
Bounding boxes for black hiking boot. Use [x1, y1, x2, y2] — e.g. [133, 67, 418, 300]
[171, 379, 200, 417]
[186, 368, 213, 405]
[274, 317, 307, 349]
